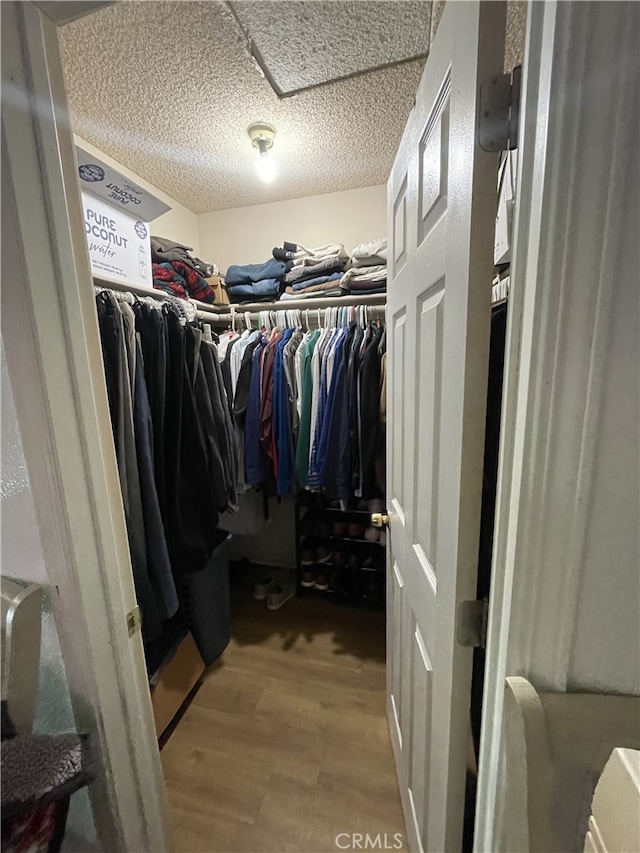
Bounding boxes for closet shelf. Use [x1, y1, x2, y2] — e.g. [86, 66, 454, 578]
[305, 562, 381, 572]
[220, 292, 387, 313]
[300, 506, 376, 516]
[93, 275, 386, 318]
[317, 536, 384, 546]
[93, 274, 222, 317]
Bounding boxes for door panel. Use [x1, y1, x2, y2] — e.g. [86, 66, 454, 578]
[386, 3, 505, 851]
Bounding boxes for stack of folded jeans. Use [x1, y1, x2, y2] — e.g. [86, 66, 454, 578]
[275, 242, 349, 300]
[224, 257, 292, 303]
[340, 238, 388, 295]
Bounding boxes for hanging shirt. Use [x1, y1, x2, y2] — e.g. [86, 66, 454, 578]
[294, 330, 321, 488]
[244, 336, 268, 485]
[273, 328, 294, 494]
[309, 328, 342, 489]
[315, 328, 348, 490]
[259, 330, 284, 481]
[294, 330, 312, 422]
[283, 329, 303, 439]
[347, 325, 365, 495]
[307, 327, 333, 484]
[322, 326, 355, 500]
[359, 325, 385, 497]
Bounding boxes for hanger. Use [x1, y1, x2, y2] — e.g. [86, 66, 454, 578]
[244, 311, 252, 331]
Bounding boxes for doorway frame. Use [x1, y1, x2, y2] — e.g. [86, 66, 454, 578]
[1, 3, 170, 849]
[475, 1, 639, 849]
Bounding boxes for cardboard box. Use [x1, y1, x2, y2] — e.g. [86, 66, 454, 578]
[76, 147, 171, 288]
[206, 275, 230, 306]
[151, 632, 204, 737]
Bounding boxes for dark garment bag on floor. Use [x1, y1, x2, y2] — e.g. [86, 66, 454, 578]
[180, 532, 232, 665]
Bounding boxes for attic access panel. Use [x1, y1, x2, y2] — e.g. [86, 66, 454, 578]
[228, 0, 431, 97]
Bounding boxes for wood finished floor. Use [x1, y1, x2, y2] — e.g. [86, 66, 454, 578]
[161, 575, 407, 853]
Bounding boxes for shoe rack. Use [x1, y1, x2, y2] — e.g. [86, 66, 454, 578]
[294, 494, 387, 608]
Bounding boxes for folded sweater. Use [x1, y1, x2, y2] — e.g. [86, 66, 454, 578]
[285, 256, 346, 284]
[280, 287, 344, 301]
[225, 278, 281, 303]
[291, 243, 348, 267]
[291, 272, 344, 292]
[340, 264, 387, 286]
[226, 258, 291, 286]
[344, 278, 388, 292]
[350, 238, 388, 266]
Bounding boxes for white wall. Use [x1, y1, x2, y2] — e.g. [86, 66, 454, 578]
[199, 184, 387, 272]
[74, 135, 201, 254]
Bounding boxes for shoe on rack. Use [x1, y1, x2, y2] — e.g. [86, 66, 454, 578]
[368, 498, 385, 514]
[300, 512, 318, 537]
[301, 539, 318, 565]
[332, 520, 348, 537]
[315, 572, 330, 591]
[301, 568, 317, 588]
[347, 554, 361, 572]
[364, 526, 380, 543]
[267, 580, 295, 610]
[333, 549, 348, 569]
[348, 518, 366, 539]
[317, 519, 332, 538]
[316, 543, 334, 564]
[379, 530, 387, 547]
[254, 573, 275, 600]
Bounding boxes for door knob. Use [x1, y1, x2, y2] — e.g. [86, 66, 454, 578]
[371, 513, 390, 528]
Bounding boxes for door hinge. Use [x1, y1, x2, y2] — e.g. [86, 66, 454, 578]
[456, 599, 488, 649]
[478, 65, 521, 152]
[126, 605, 142, 638]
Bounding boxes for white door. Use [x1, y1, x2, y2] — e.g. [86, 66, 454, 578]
[386, 3, 506, 851]
[475, 2, 640, 850]
[2, 3, 170, 849]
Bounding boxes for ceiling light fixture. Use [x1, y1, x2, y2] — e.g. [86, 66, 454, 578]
[248, 122, 277, 184]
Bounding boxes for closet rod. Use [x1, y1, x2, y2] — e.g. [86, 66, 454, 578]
[209, 305, 387, 330]
[93, 275, 387, 316]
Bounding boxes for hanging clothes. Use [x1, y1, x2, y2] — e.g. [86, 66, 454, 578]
[229, 309, 386, 501]
[94, 288, 238, 648]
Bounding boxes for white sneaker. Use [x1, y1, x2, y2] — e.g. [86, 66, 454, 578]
[253, 573, 275, 600]
[266, 580, 295, 611]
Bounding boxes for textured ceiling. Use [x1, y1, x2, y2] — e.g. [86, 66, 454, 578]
[59, 1, 428, 214]
[229, 1, 429, 94]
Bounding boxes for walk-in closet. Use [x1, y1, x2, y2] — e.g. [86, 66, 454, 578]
[5, 0, 525, 849]
[12, 2, 640, 853]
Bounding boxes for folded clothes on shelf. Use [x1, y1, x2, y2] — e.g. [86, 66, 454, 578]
[151, 236, 217, 278]
[345, 278, 387, 292]
[285, 256, 347, 285]
[225, 278, 282, 303]
[291, 272, 344, 292]
[152, 260, 219, 303]
[350, 237, 388, 267]
[279, 287, 344, 301]
[226, 258, 291, 286]
[340, 263, 387, 288]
